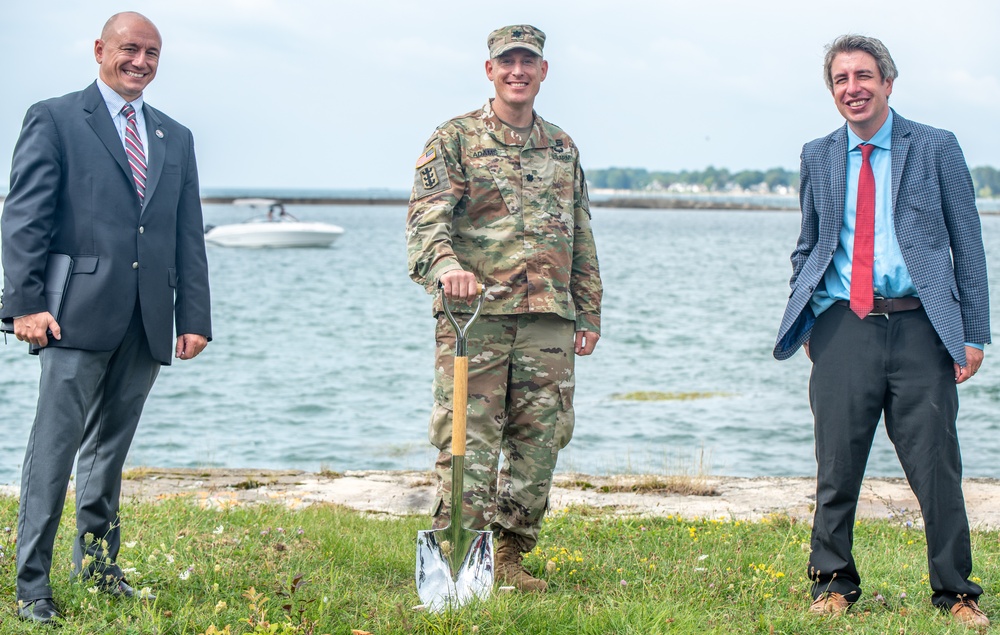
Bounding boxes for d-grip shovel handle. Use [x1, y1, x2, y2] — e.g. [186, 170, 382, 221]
[440, 282, 485, 458]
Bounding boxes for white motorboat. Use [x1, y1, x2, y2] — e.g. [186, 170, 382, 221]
[204, 201, 344, 248]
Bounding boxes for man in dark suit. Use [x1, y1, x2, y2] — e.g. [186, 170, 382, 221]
[0, 12, 211, 624]
[774, 34, 989, 627]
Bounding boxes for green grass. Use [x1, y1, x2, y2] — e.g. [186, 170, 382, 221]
[0, 495, 995, 633]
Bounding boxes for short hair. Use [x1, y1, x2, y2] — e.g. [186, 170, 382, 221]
[823, 34, 898, 92]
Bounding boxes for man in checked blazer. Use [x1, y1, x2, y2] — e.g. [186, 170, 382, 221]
[0, 12, 211, 624]
[773, 35, 989, 627]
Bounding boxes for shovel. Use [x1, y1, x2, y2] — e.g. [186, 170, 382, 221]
[416, 283, 493, 612]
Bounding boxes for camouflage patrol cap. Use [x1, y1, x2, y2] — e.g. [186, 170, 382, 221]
[487, 25, 545, 59]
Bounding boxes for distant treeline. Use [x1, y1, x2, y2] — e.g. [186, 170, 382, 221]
[589, 166, 1000, 198]
[586, 167, 798, 193]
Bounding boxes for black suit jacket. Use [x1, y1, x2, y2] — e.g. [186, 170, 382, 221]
[1, 82, 211, 364]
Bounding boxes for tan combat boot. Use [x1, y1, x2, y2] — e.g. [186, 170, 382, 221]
[495, 536, 547, 592]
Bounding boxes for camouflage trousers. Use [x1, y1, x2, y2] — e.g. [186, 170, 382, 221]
[428, 313, 576, 552]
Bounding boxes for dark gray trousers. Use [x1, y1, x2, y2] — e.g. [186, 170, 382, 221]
[807, 302, 980, 609]
[16, 306, 160, 601]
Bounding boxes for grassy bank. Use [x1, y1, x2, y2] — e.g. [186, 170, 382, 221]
[0, 494, 995, 634]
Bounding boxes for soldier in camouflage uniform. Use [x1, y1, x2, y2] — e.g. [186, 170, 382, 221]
[406, 25, 602, 592]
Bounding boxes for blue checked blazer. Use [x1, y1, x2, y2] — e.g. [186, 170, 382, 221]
[773, 110, 990, 366]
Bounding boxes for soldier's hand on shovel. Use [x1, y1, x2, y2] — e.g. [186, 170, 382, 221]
[439, 270, 480, 301]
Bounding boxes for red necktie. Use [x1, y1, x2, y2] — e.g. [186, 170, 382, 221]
[850, 143, 875, 319]
[122, 104, 147, 203]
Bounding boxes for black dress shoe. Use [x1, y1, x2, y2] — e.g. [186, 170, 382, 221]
[101, 579, 156, 601]
[18, 598, 62, 623]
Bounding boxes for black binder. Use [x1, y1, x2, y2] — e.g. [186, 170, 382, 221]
[0, 253, 74, 334]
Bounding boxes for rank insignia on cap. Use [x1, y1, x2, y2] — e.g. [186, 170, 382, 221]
[416, 147, 436, 168]
[488, 24, 545, 58]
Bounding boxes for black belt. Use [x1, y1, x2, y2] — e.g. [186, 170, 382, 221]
[835, 297, 922, 316]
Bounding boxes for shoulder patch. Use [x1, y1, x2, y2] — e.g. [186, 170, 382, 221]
[413, 142, 451, 200]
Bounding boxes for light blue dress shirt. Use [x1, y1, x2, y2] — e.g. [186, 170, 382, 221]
[811, 110, 916, 317]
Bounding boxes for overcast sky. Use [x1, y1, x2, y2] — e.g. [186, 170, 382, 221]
[2, 0, 998, 191]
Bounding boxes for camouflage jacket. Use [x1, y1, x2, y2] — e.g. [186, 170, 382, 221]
[406, 101, 602, 334]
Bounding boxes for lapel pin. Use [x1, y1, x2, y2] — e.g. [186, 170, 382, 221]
[155, 129, 164, 138]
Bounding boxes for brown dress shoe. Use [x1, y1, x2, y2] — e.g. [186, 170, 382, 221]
[809, 592, 849, 616]
[495, 540, 547, 592]
[951, 598, 990, 628]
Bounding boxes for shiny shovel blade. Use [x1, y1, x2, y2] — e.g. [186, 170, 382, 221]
[416, 527, 493, 612]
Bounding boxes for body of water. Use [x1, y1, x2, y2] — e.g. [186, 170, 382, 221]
[1, 205, 999, 484]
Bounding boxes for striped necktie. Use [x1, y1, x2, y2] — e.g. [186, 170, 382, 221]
[121, 103, 147, 203]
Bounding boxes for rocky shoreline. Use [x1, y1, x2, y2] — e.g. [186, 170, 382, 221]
[18, 468, 989, 530]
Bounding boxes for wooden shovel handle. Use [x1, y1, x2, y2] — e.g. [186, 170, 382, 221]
[439, 281, 483, 460]
[452, 356, 468, 457]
